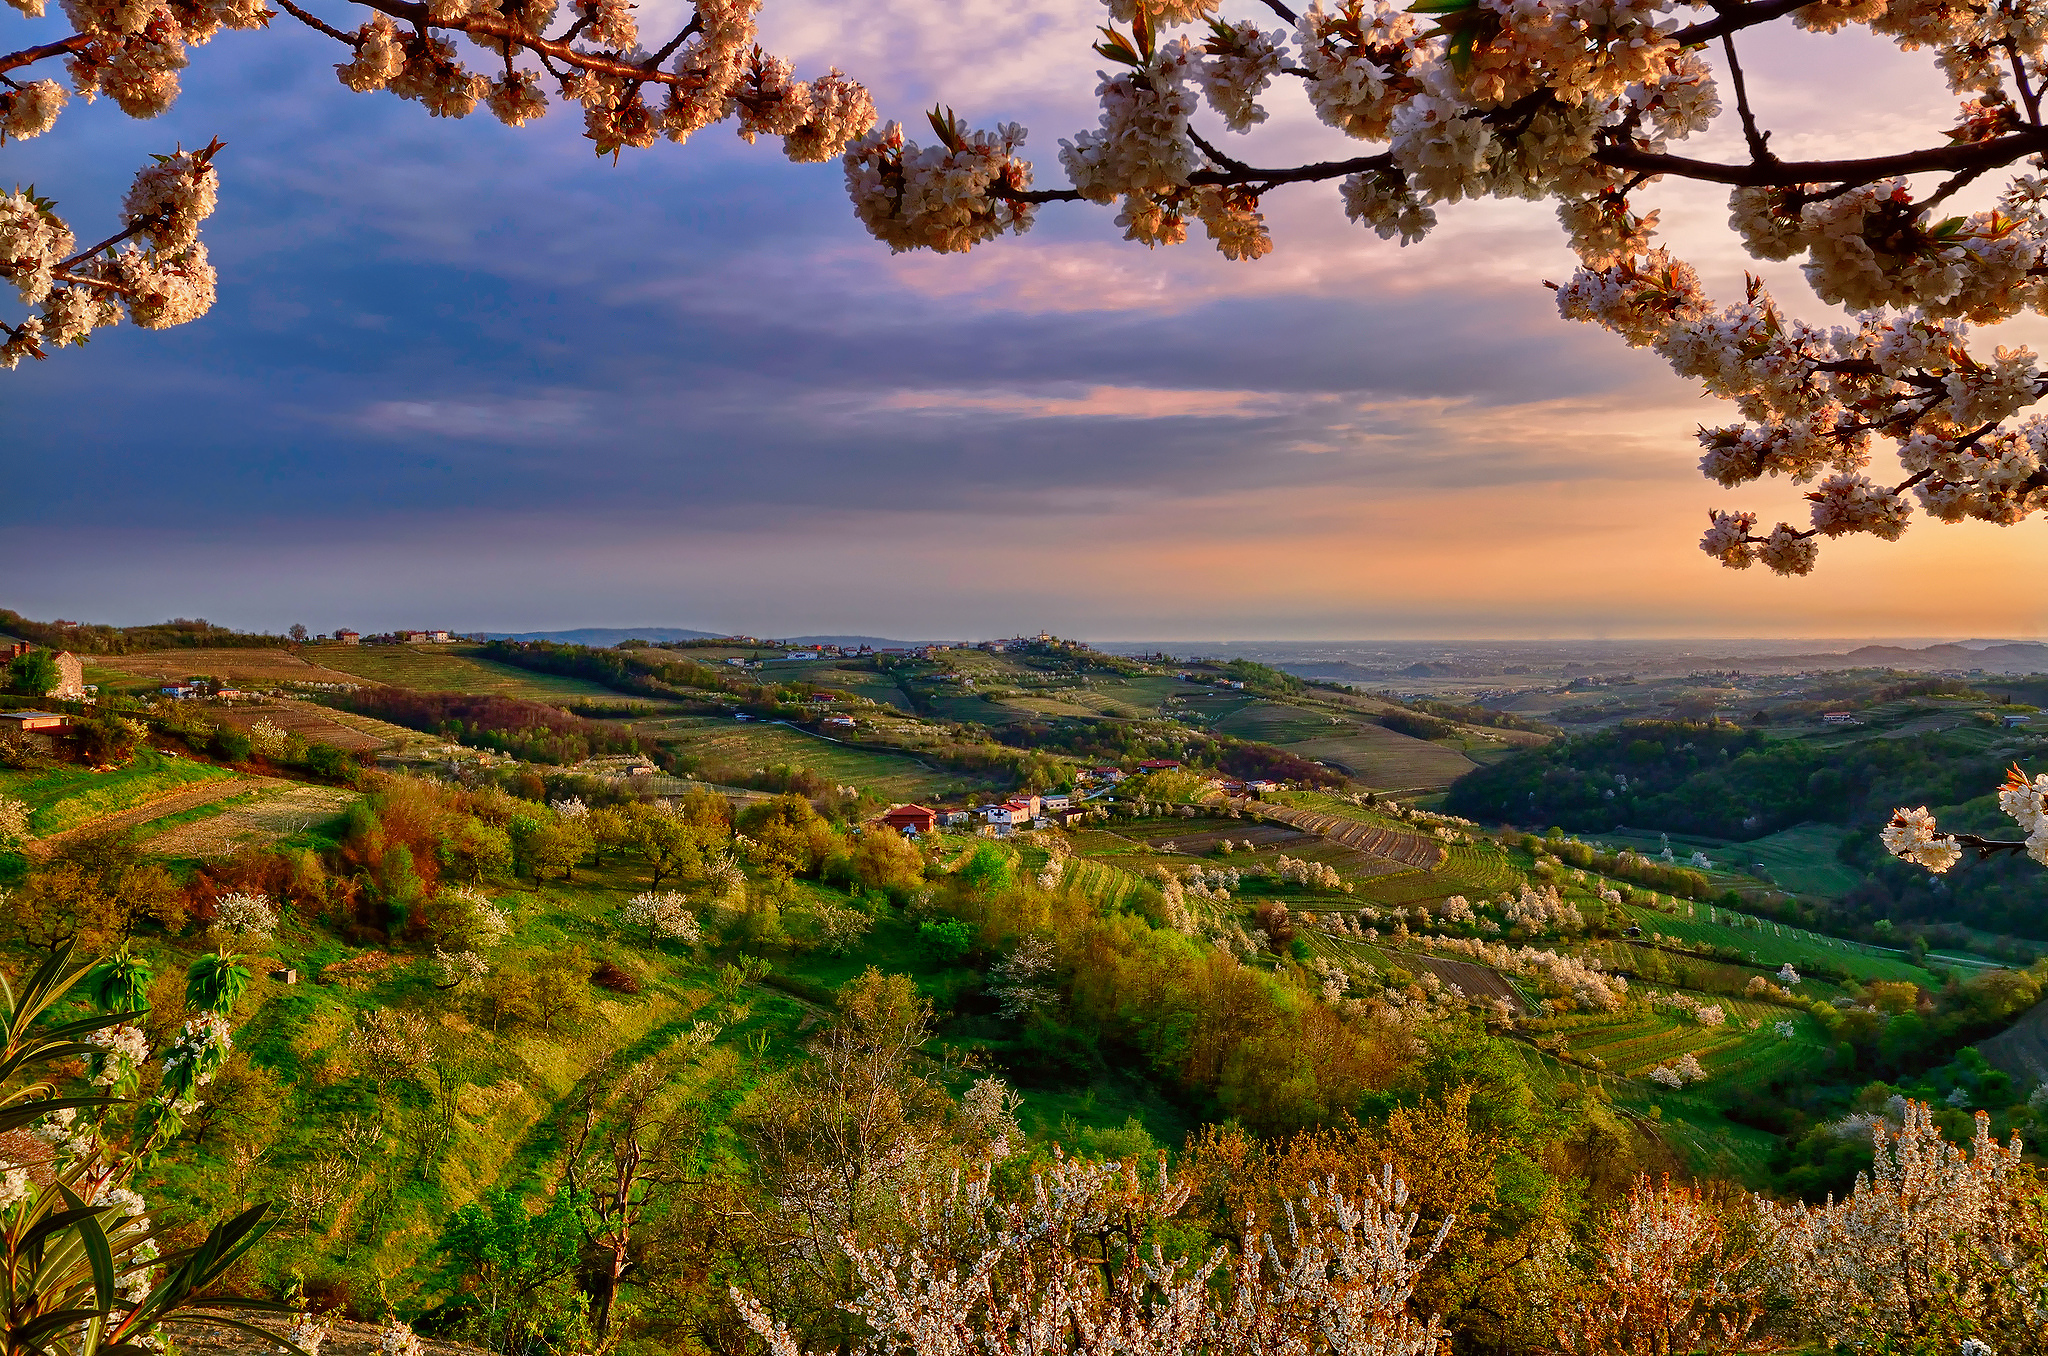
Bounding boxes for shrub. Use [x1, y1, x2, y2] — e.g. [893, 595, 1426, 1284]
[591, 961, 642, 994]
[918, 917, 974, 963]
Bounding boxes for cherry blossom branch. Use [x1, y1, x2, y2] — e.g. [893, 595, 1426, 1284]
[1255, 0, 1301, 23]
[52, 217, 162, 275]
[1943, 832, 2035, 861]
[642, 15, 704, 70]
[0, 34, 91, 76]
[337, 0, 714, 85]
[1599, 126, 2048, 186]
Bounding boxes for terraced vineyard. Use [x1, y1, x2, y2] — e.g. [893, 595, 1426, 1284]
[1256, 802, 1446, 869]
[1060, 856, 1150, 912]
[1438, 842, 1525, 897]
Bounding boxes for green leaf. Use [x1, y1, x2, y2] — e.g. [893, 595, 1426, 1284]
[78, 1209, 116, 1314]
[1407, 0, 1477, 13]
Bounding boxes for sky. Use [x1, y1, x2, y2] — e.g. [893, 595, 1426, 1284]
[6, 1, 2047, 641]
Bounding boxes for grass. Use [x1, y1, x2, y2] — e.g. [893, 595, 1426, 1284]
[1621, 900, 1937, 984]
[1276, 729, 1477, 791]
[656, 720, 997, 800]
[0, 749, 237, 836]
[309, 644, 639, 701]
[1724, 823, 1862, 899]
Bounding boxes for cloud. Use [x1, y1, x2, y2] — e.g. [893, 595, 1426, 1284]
[6, 4, 2045, 642]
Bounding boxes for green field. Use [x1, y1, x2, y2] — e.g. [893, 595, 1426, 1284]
[0, 749, 237, 836]
[1622, 900, 1936, 983]
[1595, 822, 1860, 900]
[310, 644, 637, 701]
[652, 719, 1000, 800]
[1277, 728, 1477, 791]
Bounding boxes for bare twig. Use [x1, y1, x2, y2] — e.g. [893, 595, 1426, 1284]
[1720, 33, 1773, 164]
[0, 34, 91, 76]
[273, 0, 358, 45]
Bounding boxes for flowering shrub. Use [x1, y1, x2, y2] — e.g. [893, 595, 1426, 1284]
[247, 717, 289, 759]
[733, 1155, 1452, 1356]
[0, 792, 28, 849]
[623, 888, 702, 944]
[210, 890, 277, 941]
[1757, 1101, 2044, 1348]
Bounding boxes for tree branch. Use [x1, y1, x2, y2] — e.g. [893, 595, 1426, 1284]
[273, 0, 359, 45]
[642, 14, 702, 71]
[0, 34, 91, 77]
[1667, 0, 1815, 47]
[1720, 33, 1772, 164]
[346, 0, 711, 85]
[1257, 0, 1301, 22]
[2008, 39, 2042, 126]
[1598, 125, 2048, 187]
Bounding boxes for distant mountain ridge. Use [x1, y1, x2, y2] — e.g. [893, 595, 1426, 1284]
[1777, 641, 2048, 673]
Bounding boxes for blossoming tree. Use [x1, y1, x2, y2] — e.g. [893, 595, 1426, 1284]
[0, 0, 877, 365]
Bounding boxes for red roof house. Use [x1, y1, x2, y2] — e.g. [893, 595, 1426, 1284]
[881, 804, 939, 835]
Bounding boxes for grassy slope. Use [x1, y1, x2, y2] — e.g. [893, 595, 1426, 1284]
[0, 749, 236, 836]
[653, 719, 999, 800]
[309, 645, 638, 701]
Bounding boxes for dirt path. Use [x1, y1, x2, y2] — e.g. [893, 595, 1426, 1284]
[29, 775, 275, 854]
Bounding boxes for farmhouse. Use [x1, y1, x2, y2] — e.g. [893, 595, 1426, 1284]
[1138, 758, 1182, 772]
[0, 711, 71, 733]
[1040, 792, 1072, 813]
[881, 804, 939, 836]
[335, 630, 361, 645]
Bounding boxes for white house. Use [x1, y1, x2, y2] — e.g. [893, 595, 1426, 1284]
[1040, 793, 1072, 813]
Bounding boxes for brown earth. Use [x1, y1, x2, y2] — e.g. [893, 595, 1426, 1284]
[28, 776, 270, 855]
[207, 697, 400, 753]
[174, 1315, 482, 1356]
[141, 782, 359, 859]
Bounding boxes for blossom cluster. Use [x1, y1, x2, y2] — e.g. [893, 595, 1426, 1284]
[1647, 1052, 1706, 1087]
[1649, 990, 1726, 1026]
[1502, 883, 1584, 935]
[211, 890, 277, 940]
[624, 889, 702, 943]
[1756, 1102, 2030, 1346]
[87, 1022, 150, 1089]
[1419, 933, 1627, 1010]
[1271, 854, 1348, 890]
[844, 115, 1035, 255]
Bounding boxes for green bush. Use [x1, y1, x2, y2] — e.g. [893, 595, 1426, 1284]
[917, 917, 974, 963]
